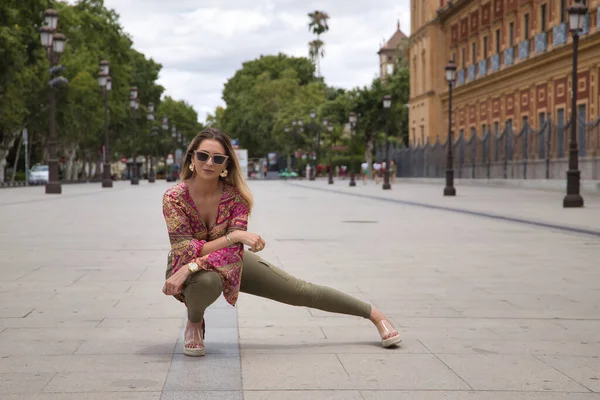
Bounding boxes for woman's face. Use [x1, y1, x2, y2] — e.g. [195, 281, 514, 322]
[191, 139, 229, 180]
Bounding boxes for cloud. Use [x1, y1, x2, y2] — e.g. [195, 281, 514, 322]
[102, 0, 411, 122]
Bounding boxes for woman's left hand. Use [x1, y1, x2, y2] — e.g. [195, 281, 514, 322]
[163, 266, 191, 296]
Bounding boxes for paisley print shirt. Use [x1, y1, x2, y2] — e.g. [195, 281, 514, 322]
[162, 181, 249, 306]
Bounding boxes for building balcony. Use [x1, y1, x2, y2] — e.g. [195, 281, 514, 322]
[535, 31, 547, 54]
[490, 53, 500, 72]
[457, 69, 465, 85]
[583, 13, 590, 35]
[553, 23, 567, 46]
[504, 47, 514, 67]
[518, 40, 530, 60]
[468, 64, 476, 81]
[478, 59, 487, 77]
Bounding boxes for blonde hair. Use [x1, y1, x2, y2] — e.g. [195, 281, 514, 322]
[180, 128, 253, 212]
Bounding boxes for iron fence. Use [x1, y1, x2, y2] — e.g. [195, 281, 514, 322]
[376, 117, 600, 180]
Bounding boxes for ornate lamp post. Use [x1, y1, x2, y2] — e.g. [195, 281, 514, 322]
[98, 60, 112, 188]
[129, 87, 140, 185]
[40, 9, 67, 194]
[327, 123, 334, 185]
[382, 95, 392, 190]
[444, 60, 457, 196]
[147, 102, 156, 183]
[309, 110, 317, 180]
[349, 112, 358, 187]
[563, 0, 587, 208]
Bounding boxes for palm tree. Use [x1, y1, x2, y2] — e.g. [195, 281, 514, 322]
[307, 10, 330, 78]
[308, 39, 325, 76]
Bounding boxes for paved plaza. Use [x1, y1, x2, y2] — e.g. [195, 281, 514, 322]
[0, 178, 599, 399]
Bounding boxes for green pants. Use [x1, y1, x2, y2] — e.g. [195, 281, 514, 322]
[168, 251, 372, 323]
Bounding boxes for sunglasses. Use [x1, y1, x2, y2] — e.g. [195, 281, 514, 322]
[196, 150, 229, 165]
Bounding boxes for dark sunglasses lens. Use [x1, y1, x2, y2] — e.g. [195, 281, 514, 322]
[213, 155, 227, 164]
[196, 152, 209, 161]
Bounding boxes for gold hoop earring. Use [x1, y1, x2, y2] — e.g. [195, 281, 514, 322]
[189, 164, 194, 172]
[220, 169, 228, 178]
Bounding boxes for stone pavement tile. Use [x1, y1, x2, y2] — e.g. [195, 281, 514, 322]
[360, 391, 600, 399]
[319, 326, 430, 353]
[0, 316, 102, 329]
[161, 391, 243, 400]
[16, 267, 88, 283]
[488, 324, 593, 342]
[23, 393, 162, 400]
[0, 305, 35, 317]
[0, 326, 180, 342]
[0, 372, 56, 394]
[238, 326, 326, 340]
[239, 338, 420, 355]
[96, 317, 183, 329]
[0, 339, 82, 356]
[74, 337, 177, 355]
[241, 353, 354, 390]
[338, 354, 470, 390]
[243, 390, 362, 400]
[42, 371, 167, 393]
[538, 356, 600, 392]
[163, 355, 242, 391]
[0, 354, 172, 374]
[422, 337, 600, 357]
[437, 354, 591, 392]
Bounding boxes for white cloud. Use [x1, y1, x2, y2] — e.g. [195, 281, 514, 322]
[102, 0, 411, 122]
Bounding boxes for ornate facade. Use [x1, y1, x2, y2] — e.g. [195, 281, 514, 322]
[408, 0, 600, 151]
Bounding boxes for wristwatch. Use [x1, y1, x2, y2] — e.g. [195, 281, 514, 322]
[188, 261, 200, 273]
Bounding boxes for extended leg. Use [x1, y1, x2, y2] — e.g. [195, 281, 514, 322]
[240, 251, 371, 318]
[239, 251, 401, 347]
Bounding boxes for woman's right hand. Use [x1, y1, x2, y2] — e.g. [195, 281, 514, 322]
[230, 230, 266, 252]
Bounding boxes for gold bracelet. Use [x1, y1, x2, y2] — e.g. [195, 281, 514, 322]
[226, 233, 235, 246]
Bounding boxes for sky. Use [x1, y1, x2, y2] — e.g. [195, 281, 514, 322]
[101, 0, 411, 123]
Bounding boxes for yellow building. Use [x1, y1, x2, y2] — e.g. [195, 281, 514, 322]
[408, 0, 600, 152]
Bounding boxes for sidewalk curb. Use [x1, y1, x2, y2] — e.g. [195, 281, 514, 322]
[397, 178, 600, 195]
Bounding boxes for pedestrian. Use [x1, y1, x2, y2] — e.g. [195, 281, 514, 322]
[162, 128, 402, 356]
[360, 161, 369, 184]
[373, 161, 382, 184]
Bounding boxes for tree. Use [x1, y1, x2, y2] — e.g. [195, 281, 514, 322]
[307, 10, 329, 78]
[221, 54, 321, 157]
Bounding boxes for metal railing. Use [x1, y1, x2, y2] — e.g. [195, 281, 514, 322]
[376, 117, 600, 180]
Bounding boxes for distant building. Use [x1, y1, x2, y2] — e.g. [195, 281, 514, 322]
[378, 20, 408, 80]
[408, 0, 600, 150]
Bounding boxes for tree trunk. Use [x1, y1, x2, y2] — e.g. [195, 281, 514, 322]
[0, 130, 20, 184]
[95, 158, 102, 180]
[65, 144, 78, 181]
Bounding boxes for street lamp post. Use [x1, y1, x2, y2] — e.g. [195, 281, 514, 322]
[147, 102, 156, 183]
[563, 0, 587, 208]
[349, 112, 358, 187]
[161, 116, 169, 180]
[382, 95, 392, 190]
[309, 110, 316, 180]
[98, 60, 112, 188]
[328, 123, 334, 185]
[444, 60, 457, 196]
[129, 87, 139, 185]
[40, 9, 67, 194]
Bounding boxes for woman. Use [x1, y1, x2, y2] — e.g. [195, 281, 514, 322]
[162, 128, 402, 356]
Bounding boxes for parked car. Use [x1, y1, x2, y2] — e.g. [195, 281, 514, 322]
[29, 165, 49, 185]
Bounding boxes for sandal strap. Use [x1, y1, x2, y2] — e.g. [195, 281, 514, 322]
[376, 319, 397, 336]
